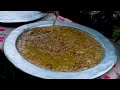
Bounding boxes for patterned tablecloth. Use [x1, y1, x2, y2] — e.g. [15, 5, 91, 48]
[0, 13, 120, 79]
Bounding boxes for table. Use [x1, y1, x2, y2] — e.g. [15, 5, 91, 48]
[0, 13, 120, 79]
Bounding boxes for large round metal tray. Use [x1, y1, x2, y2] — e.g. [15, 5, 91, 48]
[3, 21, 117, 79]
[0, 11, 47, 23]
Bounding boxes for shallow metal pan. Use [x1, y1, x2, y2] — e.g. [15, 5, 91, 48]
[0, 11, 47, 23]
[3, 21, 117, 79]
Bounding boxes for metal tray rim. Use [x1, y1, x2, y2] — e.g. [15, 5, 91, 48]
[0, 11, 47, 23]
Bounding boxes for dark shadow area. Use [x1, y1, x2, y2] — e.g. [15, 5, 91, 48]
[0, 50, 42, 80]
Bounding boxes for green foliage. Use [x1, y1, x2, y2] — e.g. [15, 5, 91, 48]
[112, 26, 120, 41]
[118, 75, 120, 79]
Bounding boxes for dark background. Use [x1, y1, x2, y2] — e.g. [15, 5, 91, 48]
[59, 11, 120, 38]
